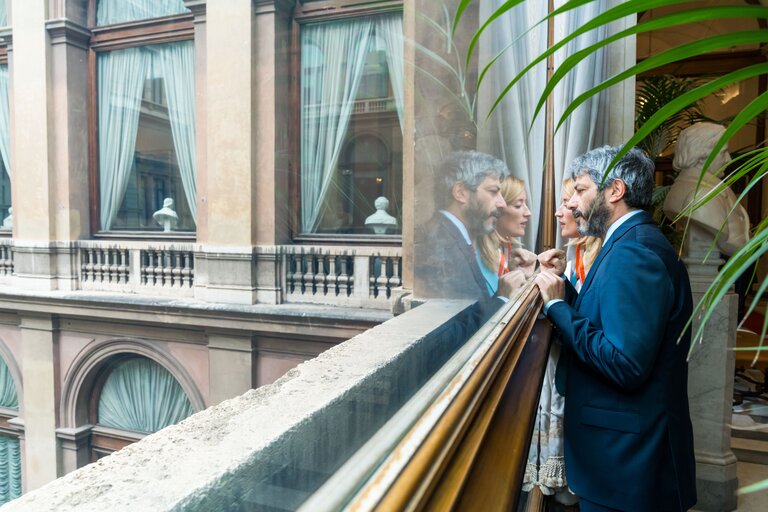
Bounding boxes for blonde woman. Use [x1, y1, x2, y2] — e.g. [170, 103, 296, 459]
[524, 178, 600, 506]
[476, 176, 535, 295]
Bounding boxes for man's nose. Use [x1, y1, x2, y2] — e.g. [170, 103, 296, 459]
[566, 195, 579, 209]
[496, 194, 507, 209]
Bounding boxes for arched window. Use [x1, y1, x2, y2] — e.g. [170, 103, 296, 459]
[89, 0, 196, 233]
[90, 356, 193, 460]
[0, 356, 20, 505]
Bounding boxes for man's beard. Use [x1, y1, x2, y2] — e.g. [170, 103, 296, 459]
[574, 193, 610, 238]
[467, 196, 500, 237]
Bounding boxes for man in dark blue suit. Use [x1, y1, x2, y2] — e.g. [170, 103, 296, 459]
[535, 146, 697, 511]
[415, 151, 525, 318]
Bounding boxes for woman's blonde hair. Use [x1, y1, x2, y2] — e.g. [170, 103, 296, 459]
[477, 176, 526, 272]
[561, 178, 600, 274]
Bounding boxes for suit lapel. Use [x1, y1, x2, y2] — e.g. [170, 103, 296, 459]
[437, 214, 491, 297]
[575, 211, 653, 308]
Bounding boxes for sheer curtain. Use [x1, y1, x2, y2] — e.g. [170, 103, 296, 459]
[478, 0, 547, 250]
[159, 41, 197, 221]
[0, 357, 17, 409]
[300, 18, 375, 233]
[478, 0, 610, 250]
[0, 64, 10, 181]
[378, 14, 405, 131]
[97, 0, 189, 26]
[0, 436, 21, 505]
[98, 357, 193, 434]
[98, 47, 148, 231]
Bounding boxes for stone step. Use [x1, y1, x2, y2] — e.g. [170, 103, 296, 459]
[732, 436, 768, 465]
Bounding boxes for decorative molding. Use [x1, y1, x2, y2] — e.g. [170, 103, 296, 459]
[254, 0, 297, 16]
[183, 0, 207, 23]
[60, 337, 207, 428]
[46, 19, 92, 50]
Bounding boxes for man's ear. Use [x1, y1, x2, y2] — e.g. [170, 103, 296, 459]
[452, 181, 469, 205]
[606, 179, 627, 204]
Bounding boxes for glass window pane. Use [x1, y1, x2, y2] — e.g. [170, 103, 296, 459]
[97, 0, 190, 26]
[0, 1, 7, 27]
[300, 15, 403, 235]
[0, 357, 17, 410]
[0, 435, 21, 505]
[98, 42, 196, 232]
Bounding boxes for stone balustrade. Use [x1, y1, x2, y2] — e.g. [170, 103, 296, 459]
[282, 245, 402, 309]
[0, 239, 13, 279]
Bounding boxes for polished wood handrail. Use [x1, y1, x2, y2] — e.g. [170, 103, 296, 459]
[347, 284, 552, 511]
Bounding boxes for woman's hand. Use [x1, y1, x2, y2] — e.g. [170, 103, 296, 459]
[537, 248, 566, 276]
[510, 248, 538, 277]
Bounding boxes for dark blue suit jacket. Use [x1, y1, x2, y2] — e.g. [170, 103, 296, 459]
[546, 211, 697, 511]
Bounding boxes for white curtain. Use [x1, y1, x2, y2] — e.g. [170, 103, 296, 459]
[159, 42, 197, 221]
[478, 0, 610, 249]
[98, 47, 148, 231]
[98, 357, 193, 434]
[378, 14, 405, 130]
[478, 1, 547, 250]
[0, 65, 10, 181]
[300, 18, 375, 233]
[0, 435, 21, 505]
[97, 0, 189, 26]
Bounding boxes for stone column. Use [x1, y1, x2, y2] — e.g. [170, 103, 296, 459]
[684, 225, 738, 511]
[207, 331, 254, 405]
[9, 0, 58, 290]
[19, 314, 62, 489]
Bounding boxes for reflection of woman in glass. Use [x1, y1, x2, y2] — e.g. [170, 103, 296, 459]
[475, 176, 535, 295]
[524, 178, 600, 506]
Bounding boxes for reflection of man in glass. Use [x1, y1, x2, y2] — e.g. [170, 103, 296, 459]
[416, 151, 526, 317]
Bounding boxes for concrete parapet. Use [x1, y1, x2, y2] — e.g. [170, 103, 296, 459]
[1, 299, 477, 511]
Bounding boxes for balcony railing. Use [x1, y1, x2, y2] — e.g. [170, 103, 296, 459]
[77, 241, 197, 297]
[0, 240, 402, 309]
[282, 245, 402, 309]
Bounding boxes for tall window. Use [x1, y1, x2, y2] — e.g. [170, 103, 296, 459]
[91, 356, 193, 460]
[0, 1, 6, 27]
[299, 11, 404, 236]
[91, 0, 196, 233]
[0, 5, 11, 229]
[0, 356, 20, 505]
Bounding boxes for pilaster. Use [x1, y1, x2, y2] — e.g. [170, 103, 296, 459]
[19, 313, 62, 490]
[207, 330, 254, 405]
[56, 424, 92, 474]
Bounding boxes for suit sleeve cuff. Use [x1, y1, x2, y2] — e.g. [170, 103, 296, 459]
[543, 298, 564, 315]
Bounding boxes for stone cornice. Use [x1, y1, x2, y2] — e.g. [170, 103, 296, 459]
[253, 0, 296, 16]
[46, 19, 92, 50]
[183, 0, 207, 23]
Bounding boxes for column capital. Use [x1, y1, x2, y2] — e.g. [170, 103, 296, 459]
[45, 19, 91, 51]
[183, 0, 207, 23]
[253, 0, 296, 16]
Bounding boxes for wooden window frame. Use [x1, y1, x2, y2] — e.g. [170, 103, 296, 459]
[290, 0, 404, 245]
[86, 0, 195, 239]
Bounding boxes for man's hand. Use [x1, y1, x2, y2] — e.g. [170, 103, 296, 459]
[497, 269, 527, 298]
[538, 248, 566, 276]
[510, 248, 537, 277]
[534, 269, 565, 303]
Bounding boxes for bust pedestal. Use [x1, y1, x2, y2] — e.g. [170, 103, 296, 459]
[683, 224, 738, 511]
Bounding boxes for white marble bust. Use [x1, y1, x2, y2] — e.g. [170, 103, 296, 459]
[153, 198, 179, 232]
[663, 123, 750, 256]
[365, 196, 398, 234]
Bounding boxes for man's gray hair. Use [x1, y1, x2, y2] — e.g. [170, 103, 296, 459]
[568, 145, 655, 209]
[434, 151, 510, 209]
